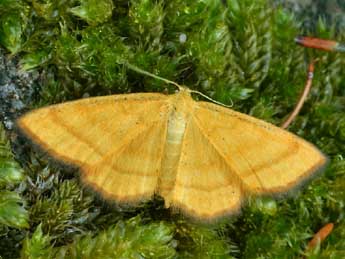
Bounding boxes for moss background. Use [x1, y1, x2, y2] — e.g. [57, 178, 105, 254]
[1, 0, 345, 258]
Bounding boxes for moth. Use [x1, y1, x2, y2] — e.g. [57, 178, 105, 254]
[17, 87, 327, 220]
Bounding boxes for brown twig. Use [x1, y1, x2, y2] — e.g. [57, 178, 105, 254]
[281, 59, 318, 129]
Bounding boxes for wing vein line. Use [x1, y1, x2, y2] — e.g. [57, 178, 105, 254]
[192, 114, 266, 190]
[190, 115, 245, 183]
[230, 144, 266, 190]
[50, 109, 104, 157]
[95, 123, 165, 180]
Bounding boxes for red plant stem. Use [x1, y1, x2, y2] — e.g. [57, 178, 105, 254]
[281, 60, 316, 129]
[307, 223, 334, 250]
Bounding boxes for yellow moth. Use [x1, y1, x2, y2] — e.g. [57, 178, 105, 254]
[17, 87, 327, 220]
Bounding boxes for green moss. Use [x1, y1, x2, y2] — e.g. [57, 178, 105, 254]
[69, 0, 114, 26]
[0, 124, 28, 257]
[0, 124, 28, 229]
[0, 1, 29, 54]
[21, 224, 53, 259]
[54, 216, 176, 259]
[1, 0, 345, 258]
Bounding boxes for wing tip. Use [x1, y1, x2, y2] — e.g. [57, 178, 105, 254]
[14, 116, 80, 171]
[256, 152, 329, 199]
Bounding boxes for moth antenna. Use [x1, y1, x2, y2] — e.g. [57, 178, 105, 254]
[126, 63, 233, 108]
[189, 89, 233, 108]
[126, 63, 184, 91]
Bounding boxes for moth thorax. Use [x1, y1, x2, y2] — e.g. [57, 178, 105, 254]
[158, 110, 187, 207]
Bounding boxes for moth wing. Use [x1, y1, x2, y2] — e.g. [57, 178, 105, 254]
[193, 101, 327, 195]
[17, 93, 170, 202]
[169, 117, 244, 219]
